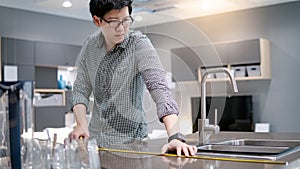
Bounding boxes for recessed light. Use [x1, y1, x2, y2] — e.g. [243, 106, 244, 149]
[62, 0, 72, 8]
[67, 67, 74, 71]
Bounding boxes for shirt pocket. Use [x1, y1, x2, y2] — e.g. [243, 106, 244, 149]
[115, 59, 131, 76]
[112, 58, 135, 91]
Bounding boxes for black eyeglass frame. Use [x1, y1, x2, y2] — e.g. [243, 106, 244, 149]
[101, 16, 134, 28]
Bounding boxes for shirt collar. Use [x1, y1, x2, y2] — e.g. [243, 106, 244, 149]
[117, 32, 130, 49]
[97, 31, 105, 50]
[97, 30, 131, 51]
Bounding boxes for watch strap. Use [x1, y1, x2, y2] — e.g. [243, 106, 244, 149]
[168, 133, 186, 143]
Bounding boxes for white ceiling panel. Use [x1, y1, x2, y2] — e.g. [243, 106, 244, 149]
[0, 0, 298, 27]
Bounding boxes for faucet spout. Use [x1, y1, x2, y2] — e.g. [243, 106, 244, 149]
[199, 67, 238, 145]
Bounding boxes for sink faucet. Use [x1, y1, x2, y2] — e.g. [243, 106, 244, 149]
[198, 67, 238, 145]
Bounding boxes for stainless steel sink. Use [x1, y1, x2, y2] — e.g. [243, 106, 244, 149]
[217, 139, 300, 148]
[198, 144, 290, 155]
[196, 139, 300, 160]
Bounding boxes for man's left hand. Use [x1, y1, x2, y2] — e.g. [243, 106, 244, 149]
[161, 139, 197, 156]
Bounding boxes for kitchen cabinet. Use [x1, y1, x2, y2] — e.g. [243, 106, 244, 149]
[1, 37, 16, 64]
[171, 38, 271, 82]
[1, 37, 35, 81]
[35, 41, 81, 67]
[34, 89, 67, 131]
[64, 44, 81, 66]
[1, 37, 81, 67]
[214, 38, 270, 81]
[1, 37, 35, 65]
[170, 42, 229, 81]
[17, 64, 35, 81]
[227, 39, 261, 65]
[35, 66, 58, 89]
[0, 36, 81, 89]
[34, 89, 66, 106]
[34, 106, 66, 131]
[35, 41, 65, 66]
[65, 90, 73, 112]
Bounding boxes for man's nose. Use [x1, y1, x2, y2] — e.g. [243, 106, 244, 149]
[115, 22, 125, 31]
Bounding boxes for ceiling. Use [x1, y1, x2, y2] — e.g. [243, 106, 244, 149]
[0, 0, 297, 27]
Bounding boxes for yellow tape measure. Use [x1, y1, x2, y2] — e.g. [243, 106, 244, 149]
[98, 147, 287, 165]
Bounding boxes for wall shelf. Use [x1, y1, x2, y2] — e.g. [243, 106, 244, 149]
[197, 38, 271, 82]
[34, 89, 66, 106]
[171, 38, 271, 82]
[170, 38, 272, 97]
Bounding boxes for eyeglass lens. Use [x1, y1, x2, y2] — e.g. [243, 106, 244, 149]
[109, 18, 133, 28]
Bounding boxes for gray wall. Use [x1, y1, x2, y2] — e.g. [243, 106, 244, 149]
[0, 6, 96, 45]
[143, 1, 300, 132]
[1, 2, 300, 133]
[195, 1, 300, 133]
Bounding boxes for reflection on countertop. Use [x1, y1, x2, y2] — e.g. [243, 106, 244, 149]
[98, 132, 300, 169]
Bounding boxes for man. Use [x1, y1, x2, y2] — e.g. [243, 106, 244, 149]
[68, 0, 197, 156]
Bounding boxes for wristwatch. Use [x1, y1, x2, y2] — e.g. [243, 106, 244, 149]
[168, 133, 186, 143]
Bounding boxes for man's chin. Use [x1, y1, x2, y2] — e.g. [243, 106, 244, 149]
[115, 38, 125, 44]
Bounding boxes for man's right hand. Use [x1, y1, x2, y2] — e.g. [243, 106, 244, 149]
[68, 125, 90, 140]
[69, 104, 90, 140]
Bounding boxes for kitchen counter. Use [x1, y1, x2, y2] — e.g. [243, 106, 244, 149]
[98, 132, 300, 169]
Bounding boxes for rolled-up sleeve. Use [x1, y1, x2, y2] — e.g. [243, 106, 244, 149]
[134, 34, 179, 122]
[70, 39, 93, 110]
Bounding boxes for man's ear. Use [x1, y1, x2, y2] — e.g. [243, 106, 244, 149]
[93, 15, 101, 27]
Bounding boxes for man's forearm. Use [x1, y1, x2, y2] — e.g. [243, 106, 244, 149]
[73, 103, 89, 130]
[162, 114, 180, 136]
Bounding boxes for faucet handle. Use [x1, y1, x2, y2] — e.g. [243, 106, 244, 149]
[214, 109, 218, 125]
[214, 109, 220, 134]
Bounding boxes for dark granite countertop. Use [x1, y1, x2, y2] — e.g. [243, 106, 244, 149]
[98, 132, 300, 169]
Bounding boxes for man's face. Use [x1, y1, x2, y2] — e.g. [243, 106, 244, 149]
[99, 7, 131, 47]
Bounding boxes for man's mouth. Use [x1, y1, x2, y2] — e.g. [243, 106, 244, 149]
[115, 34, 124, 37]
[115, 31, 125, 36]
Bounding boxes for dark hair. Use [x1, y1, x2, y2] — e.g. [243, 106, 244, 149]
[89, 0, 133, 18]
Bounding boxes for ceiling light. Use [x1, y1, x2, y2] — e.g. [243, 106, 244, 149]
[62, 0, 72, 8]
[67, 67, 74, 71]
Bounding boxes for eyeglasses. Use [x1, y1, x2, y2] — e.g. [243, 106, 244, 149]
[101, 16, 134, 28]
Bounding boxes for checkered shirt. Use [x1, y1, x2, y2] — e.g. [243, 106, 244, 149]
[70, 30, 179, 147]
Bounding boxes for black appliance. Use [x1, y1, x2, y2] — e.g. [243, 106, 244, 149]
[191, 95, 253, 132]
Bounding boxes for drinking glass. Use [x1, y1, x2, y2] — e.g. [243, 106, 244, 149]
[21, 138, 42, 169]
[64, 138, 100, 169]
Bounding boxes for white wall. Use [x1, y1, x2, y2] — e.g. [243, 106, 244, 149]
[1, 2, 300, 133]
[142, 1, 300, 133]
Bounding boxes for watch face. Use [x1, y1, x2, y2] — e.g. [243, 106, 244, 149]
[177, 133, 186, 141]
